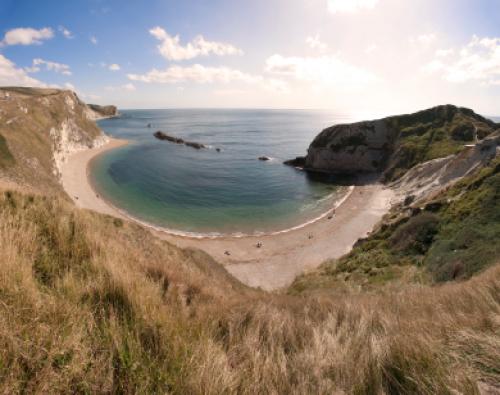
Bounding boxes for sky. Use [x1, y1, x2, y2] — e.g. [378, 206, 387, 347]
[0, 0, 499, 116]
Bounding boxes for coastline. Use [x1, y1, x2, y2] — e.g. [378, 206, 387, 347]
[61, 138, 395, 290]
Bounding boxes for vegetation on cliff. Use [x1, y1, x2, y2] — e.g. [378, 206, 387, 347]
[303, 105, 498, 181]
[0, 87, 101, 193]
[383, 105, 498, 181]
[291, 155, 500, 293]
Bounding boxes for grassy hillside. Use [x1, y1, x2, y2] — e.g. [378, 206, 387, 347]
[0, 87, 101, 194]
[0, 187, 499, 393]
[383, 105, 498, 181]
[0, 91, 499, 393]
[291, 155, 500, 293]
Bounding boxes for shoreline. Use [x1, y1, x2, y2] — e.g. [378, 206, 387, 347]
[61, 138, 395, 290]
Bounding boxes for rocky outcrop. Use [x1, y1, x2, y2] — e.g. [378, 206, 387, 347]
[87, 104, 118, 120]
[289, 105, 498, 182]
[0, 87, 110, 192]
[283, 156, 306, 167]
[305, 119, 394, 175]
[154, 131, 207, 149]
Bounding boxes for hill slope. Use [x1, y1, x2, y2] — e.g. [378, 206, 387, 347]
[0, 90, 499, 393]
[297, 105, 498, 181]
[0, 87, 106, 194]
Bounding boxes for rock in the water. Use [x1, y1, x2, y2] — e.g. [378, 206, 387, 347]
[154, 131, 184, 144]
[153, 131, 206, 150]
[185, 141, 206, 149]
[283, 156, 306, 168]
[258, 156, 271, 161]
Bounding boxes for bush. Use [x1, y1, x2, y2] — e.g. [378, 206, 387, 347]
[389, 212, 439, 255]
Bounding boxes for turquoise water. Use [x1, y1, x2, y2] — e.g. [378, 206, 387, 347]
[91, 109, 354, 236]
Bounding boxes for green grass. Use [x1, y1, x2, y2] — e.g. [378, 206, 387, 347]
[0, 133, 15, 168]
[292, 156, 500, 292]
[383, 106, 497, 181]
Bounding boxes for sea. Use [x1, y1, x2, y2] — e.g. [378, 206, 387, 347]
[91, 109, 357, 236]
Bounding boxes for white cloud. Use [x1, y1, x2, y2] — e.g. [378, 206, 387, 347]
[364, 44, 378, 54]
[410, 33, 437, 47]
[264, 78, 290, 93]
[1, 27, 54, 46]
[26, 58, 72, 75]
[108, 63, 121, 71]
[265, 54, 377, 87]
[423, 35, 500, 85]
[58, 26, 73, 39]
[64, 82, 76, 90]
[128, 64, 260, 84]
[435, 48, 454, 58]
[149, 26, 243, 61]
[122, 83, 136, 91]
[328, 0, 379, 14]
[0, 54, 46, 87]
[306, 35, 328, 52]
[105, 83, 136, 92]
[90, 36, 98, 45]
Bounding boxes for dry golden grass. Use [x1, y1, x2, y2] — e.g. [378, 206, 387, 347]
[0, 188, 499, 394]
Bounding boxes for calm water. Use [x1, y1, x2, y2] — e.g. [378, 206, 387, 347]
[91, 109, 354, 236]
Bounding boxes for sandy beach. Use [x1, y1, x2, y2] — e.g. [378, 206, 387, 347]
[60, 138, 395, 291]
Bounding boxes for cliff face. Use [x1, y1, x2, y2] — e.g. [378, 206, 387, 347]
[0, 87, 109, 193]
[87, 103, 118, 120]
[302, 105, 498, 181]
[305, 119, 394, 174]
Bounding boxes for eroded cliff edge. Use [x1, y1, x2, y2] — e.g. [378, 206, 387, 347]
[0, 87, 113, 193]
[288, 104, 499, 182]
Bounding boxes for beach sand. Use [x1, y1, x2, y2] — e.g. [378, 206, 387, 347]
[60, 138, 395, 291]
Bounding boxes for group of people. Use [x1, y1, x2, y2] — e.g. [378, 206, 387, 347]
[222, 208, 337, 257]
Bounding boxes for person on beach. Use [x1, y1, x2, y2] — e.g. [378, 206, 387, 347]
[256, 242, 262, 248]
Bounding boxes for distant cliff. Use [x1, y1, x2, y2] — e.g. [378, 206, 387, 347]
[0, 87, 111, 193]
[289, 105, 498, 182]
[87, 103, 118, 119]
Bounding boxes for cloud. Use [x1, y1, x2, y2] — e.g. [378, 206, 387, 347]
[265, 54, 377, 87]
[328, 0, 379, 14]
[306, 35, 328, 52]
[58, 26, 73, 39]
[105, 83, 136, 92]
[422, 35, 500, 85]
[108, 63, 121, 71]
[1, 27, 53, 46]
[364, 44, 378, 54]
[0, 54, 46, 87]
[90, 36, 98, 45]
[149, 26, 243, 61]
[410, 33, 436, 47]
[435, 48, 454, 58]
[264, 78, 290, 93]
[64, 82, 76, 90]
[128, 64, 260, 84]
[26, 58, 72, 75]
